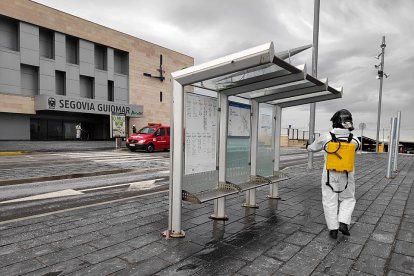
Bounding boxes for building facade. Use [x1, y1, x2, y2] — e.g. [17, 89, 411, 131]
[0, 0, 193, 140]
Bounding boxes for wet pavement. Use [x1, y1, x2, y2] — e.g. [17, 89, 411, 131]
[0, 142, 306, 184]
[0, 141, 126, 152]
[0, 153, 413, 275]
[0, 151, 169, 184]
[0, 141, 307, 154]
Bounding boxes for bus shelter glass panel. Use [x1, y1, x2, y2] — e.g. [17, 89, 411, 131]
[227, 137, 250, 184]
[226, 101, 251, 184]
[257, 103, 273, 177]
[192, 63, 284, 91]
[183, 93, 218, 194]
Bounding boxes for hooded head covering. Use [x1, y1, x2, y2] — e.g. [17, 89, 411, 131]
[330, 109, 354, 131]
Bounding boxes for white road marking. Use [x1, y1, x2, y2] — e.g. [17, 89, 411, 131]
[128, 179, 158, 191]
[158, 170, 170, 174]
[92, 157, 165, 163]
[78, 183, 131, 192]
[0, 179, 167, 205]
[79, 178, 164, 192]
[0, 189, 84, 204]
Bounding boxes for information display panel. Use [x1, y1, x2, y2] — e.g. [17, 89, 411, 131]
[184, 93, 217, 174]
[228, 102, 251, 137]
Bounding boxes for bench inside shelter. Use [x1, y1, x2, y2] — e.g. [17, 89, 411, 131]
[182, 171, 289, 204]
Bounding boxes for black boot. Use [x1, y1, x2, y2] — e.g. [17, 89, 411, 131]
[329, 229, 338, 239]
[339, 222, 350, 236]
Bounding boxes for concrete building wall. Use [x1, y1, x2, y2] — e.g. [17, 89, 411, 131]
[39, 57, 55, 95]
[114, 74, 128, 103]
[54, 32, 66, 71]
[79, 39, 94, 77]
[0, 94, 35, 114]
[66, 63, 80, 97]
[0, 0, 194, 137]
[0, 50, 20, 95]
[19, 22, 39, 67]
[0, 113, 30, 140]
[107, 48, 114, 81]
[94, 69, 108, 101]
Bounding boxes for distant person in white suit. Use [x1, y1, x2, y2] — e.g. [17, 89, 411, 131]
[76, 123, 82, 140]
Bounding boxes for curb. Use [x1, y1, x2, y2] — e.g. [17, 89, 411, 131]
[0, 168, 133, 186]
[0, 147, 130, 153]
[0, 152, 30, 156]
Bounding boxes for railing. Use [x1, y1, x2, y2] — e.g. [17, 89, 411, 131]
[282, 128, 320, 140]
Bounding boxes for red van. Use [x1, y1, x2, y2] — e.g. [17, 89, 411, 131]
[126, 123, 170, 152]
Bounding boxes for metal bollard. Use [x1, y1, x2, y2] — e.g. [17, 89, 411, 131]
[393, 111, 401, 172]
[386, 117, 397, 178]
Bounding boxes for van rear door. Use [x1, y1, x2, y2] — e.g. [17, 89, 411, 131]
[166, 127, 170, 149]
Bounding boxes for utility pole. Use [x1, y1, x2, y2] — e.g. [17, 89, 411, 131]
[308, 0, 320, 169]
[375, 36, 386, 152]
[359, 122, 366, 152]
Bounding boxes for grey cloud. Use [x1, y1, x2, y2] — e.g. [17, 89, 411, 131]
[33, 0, 414, 140]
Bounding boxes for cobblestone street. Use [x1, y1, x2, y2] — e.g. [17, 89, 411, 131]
[0, 153, 413, 275]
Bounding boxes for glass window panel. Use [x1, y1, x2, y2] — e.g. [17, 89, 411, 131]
[191, 63, 285, 92]
[257, 103, 273, 177]
[226, 137, 250, 184]
[66, 36, 78, 64]
[39, 29, 54, 59]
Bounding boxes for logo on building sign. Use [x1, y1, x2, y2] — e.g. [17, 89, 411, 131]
[36, 95, 143, 118]
[48, 97, 56, 109]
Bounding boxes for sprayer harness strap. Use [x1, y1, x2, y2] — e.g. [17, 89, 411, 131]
[326, 170, 349, 193]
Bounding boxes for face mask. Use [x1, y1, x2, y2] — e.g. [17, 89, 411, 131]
[342, 121, 353, 129]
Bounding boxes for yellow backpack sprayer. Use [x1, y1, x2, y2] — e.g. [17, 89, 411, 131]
[324, 132, 360, 193]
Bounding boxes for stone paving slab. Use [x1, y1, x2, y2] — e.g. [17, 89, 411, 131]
[0, 142, 302, 184]
[0, 141, 125, 152]
[0, 153, 413, 275]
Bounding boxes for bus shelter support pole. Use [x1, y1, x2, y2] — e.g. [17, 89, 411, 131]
[269, 105, 282, 199]
[244, 100, 259, 208]
[210, 93, 229, 220]
[167, 79, 185, 237]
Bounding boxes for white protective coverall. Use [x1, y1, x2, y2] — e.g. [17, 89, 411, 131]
[308, 128, 359, 230]
[75, 124, 81, 139]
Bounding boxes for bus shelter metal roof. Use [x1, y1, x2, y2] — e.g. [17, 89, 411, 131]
[171, 42, 342, 106]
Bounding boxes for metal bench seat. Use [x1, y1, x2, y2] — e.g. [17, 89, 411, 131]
[182, 172, 289, 204]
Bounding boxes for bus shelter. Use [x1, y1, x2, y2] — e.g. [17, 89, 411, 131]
[168, 42, 342, 237]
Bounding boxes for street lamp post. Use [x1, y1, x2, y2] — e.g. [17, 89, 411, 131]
[308, 0, 320, 169]
[375, 36, 387, 153]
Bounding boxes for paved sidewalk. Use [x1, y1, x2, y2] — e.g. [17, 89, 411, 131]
[0, 141, 306, 154]
[0, 153, 413, 275]
[0, 141, 126, 152]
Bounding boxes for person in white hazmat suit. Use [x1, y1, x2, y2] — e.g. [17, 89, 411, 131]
[307, 109, 359, 239]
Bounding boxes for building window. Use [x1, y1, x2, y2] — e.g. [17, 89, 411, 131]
[160, 91, 163, 102]
[21, 64, 38, 96]
[108, 80, 114, 101]
[55, 71, 66, 95]
[0, 15, 18, 51]
[114, 50, 128, 75]
[39, 28, 54, 59]
[80, 76, 94, 99]
[66, 36, 78, 64]
[95, 44, 107, 70]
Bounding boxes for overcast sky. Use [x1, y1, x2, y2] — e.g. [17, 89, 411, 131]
[35, 0, 414, 141]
